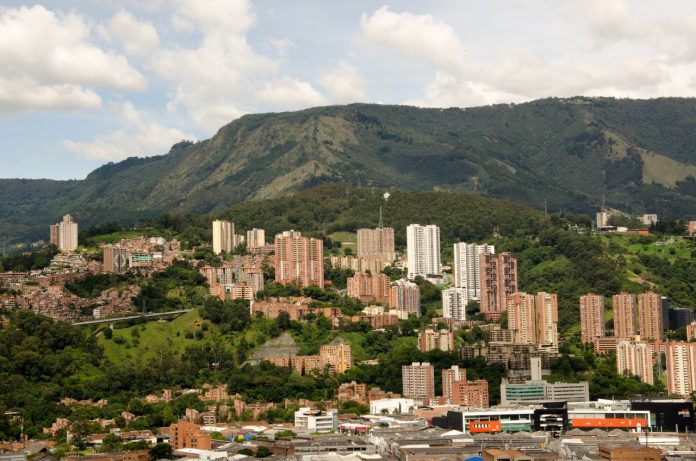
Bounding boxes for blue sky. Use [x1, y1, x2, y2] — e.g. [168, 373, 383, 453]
[2, 0, 696, 179]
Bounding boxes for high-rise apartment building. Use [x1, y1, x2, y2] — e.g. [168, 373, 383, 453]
[246, 228, 265, 250]
[347, 273, 390, 304]
[616, 340, 654, 385]
[596, 211, 609, 229]
[638, 292, 664, 342]
[453, 243, 495, 299]
[666, 342, 696, 397]
[319, 338, 352, 374]
[50, 214, 78, 252]
[479, 253, 518, 319]
[402, 362, 435, 400]
[442, 365, 465, 403]
[357, 227, 395, 261]
[580, 294, 605, 344]
[274, 230, 324, 288]
[406, 224, 441, 280]
[613, 293, 636, 339]
[103, 245, 128, 273]
[388, 279, 421, 317]
[442, 287, 468, 321]
[212, 220, 234, 254]
[508, 292, 537, 345]
[442, 366, 488, 407]
[536, 292, 559, 351]
[417, 329, 454, 352]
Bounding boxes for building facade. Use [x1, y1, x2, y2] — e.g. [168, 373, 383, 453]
[535, 292, 559, 351]
[617, 340, 654, 385]
[51, 214, 78, 252]
[274, 230, 324, 288]
[246, 228, 265, 250]
[479, 253, 518, 320]
[453, 242, 495, 299]
[103, 245, 128, 273]
[357, 227, 395, 261]
[388, 279, 421, 317]
[406, 224, 441, 280]
[418, 329, 454, 352]
[212, 220, 234, 255]
[637, 292, 664, 342]
[442, 287, 468, 321]
[508, 292, 536, 345]
[666, 342, 696, 397]
[613, 293, 636, 339]
[580, 294, 605, 344]
[347, 273, 390, 304]
[402, 362, 435, 400]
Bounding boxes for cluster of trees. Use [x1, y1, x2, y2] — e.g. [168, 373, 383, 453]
[0, 244, 58, 272]
[134, 260, 208, 312]
[65, 273, 138, 299]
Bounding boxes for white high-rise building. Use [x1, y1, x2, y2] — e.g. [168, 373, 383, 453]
[406, 224, 441, 280]
[212, 220, 234, 254]
[453, 242, 495, 299]
[442, 287, 468, 321]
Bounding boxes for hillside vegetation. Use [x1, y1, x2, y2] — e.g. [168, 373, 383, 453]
[4, 97, 696, 245]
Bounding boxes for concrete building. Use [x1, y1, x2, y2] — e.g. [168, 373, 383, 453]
[442, 287, 467, 321]
[51, 214, 78, 252]
[388, 279, 421, 317]
[417, 329, 454, 352]
[596, 211, 610, 229]
[294, 407, 338, 433]
[613, 293, 636, 339]
[406, 224, 441, 280]
[357, 227, 395, 262]
[479, 252, 518, 320]
[369, 398, 416, 415]
[246, 228, 265, 250]
[500, 379, 589, 404]
[103, 245, 128, 273]
[666, 341, 696, 397]
[169, 420, 211, 450]
[453, 242, 494, 299]
[637, 292, 663, 342]
[535, 292, 559, 351]
[402, 362, 435, 401]
[616, 340, 654, 385]
[319, 337, 352, 374]
[641, 214, 658, 226]
[347, 273, 390, 304]
[580, 294, 605, 344]
[442, 366, 489, 407]
[337, 381, 367, 404]
[274, 230, 324, 288]
[442, 365, 465, 404]
[212, 220, 234, 255]
[508, 292, 536, 345]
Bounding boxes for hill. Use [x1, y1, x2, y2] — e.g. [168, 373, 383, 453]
[4, 97, 696, 245]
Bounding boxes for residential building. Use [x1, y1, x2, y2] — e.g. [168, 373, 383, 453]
[637, 292, 663, 342]
[201, 384, 228, 402]
[535, 292, 559, 351]
[337, 381, 367, 404]
[580, 294, 605, 344]
[479, 252, 518, 320]
[596, 211, 609, 229]
[402, 362, 435, 400]
[274, 230, 324, 288]
[641, 214, 658, 226]
[169, 420, 211, 450]
[613, 293, 636, 339]
[616, 340, 654, 385]
[508, 292, 536, 345]
[51, 214, 78, 252]
[442, 366, 465, 403]
[212, 220, 234, 254]
[417, 329, 454, 352]
[357, 227, 395, 261]
[500, 379, 589, 404]
[294, 407, 338, 433]
[103, 245, 128, 273]
[388, 279, 421, 317]
[406, 224, 441, 280]
[666, 341, 696, 397]
[319, 337, 352, 374]
[442, 366, 489, 407]
[594, 336, 618, 355]
[442, 287, 468, 321]
[689, 220, 696, 236]
[666, 305, 694, 330]
[453, 242, 495, 299]
[687, 322, 696, 341]
[246, 228, 265, 250]
[347, 273, 390, 304]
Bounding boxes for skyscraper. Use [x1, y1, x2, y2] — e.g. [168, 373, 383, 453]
[388, 279, 421, 318]
[246, 228, 265, 250]
[212, 220, 234, 254]
[666, 342, 696, 397]
[406, 224, 441, 280]
[617, 340, 654, 385]
[103, 245, 128, 273]
[357, 227, 395, 261]
[580, 294, 605, 344]
[479, 253, 518, 320]
[442, 287, 468, 321]
[274, 230, 324, 288]
[536, 292, 559, 351]
[50, 214, 78, 252]
[613, 293, 636, 339]
[637, 292, 664, 342]
[453, 243, 495, 299]
[402, 362, 435, 400]
[508, 292, 536, 345]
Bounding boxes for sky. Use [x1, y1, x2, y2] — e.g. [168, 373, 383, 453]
[2, 0, 696, 180]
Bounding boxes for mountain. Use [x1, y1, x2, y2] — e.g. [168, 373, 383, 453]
[4, 96, 696, 245]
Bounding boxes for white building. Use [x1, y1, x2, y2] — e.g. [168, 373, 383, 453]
[442, 287, 468, 321]
[294, 407, 338, 433]
[596, 211, 609, 229]
[641, 214, 658, 226]
[453, 243, 494, 299]
[246, 228, 265, 250]
[51, 214, 78, 252]
[212, 220, 234, 254]
[369, 398, 416, 415]
[406, 224, 441, 280]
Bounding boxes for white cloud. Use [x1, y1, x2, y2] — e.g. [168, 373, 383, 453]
[268, 37, 296, 56]
[257, 76, 326, 110]
[62, 101, 195, 161]
[107, 11, 159, 56]
[318, 62, 367, 103]
[171, 0, 255, 34]
[0, 5, 145, 113]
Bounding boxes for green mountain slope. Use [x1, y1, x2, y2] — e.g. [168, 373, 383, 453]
[4, 97, 696, 245]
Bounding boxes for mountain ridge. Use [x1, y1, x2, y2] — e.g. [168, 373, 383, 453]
[3, 97, 696, 245]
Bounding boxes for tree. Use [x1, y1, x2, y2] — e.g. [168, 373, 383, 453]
[149, 443, 173, 461]
[103, 327, 113, 339]
[255, 446, 272, 458]
[276, 311, 291, 331]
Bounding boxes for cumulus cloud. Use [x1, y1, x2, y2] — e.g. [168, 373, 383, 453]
[318, 62, 367, 103]
[171, 0, 255, 34]
[61, 101, 195, 161]
[107, 11, 159, 56]
[257, 76, 326, 110]
[0, 5, 145, 113]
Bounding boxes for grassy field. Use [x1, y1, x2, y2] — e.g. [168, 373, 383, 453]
[329, 231, 357, 255]
[87, 229, 173, 245]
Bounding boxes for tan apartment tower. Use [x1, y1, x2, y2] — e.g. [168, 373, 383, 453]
[638, 292, 664, 342]
[357, 227, 395, 262]
[507, 292, 536, 345]
[616, 340, 654, 385]
[402, 362, 435, 400]
[246, 228, 265, 250]
[613, 293, 636, 339]
[418, 329, 454, 352]
[274, 230, 324, 288]
[479, 252, 518, 320]
[347, 273, 390, 304]
[212, 220, 234, 254]
[580, 294, 605, 344]
[666, 342, 696, 397]
[50, 214, 78, 252]
[536, 292, 559, 351]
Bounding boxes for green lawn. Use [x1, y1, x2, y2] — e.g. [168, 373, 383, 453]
[329, 232, 357, 255]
